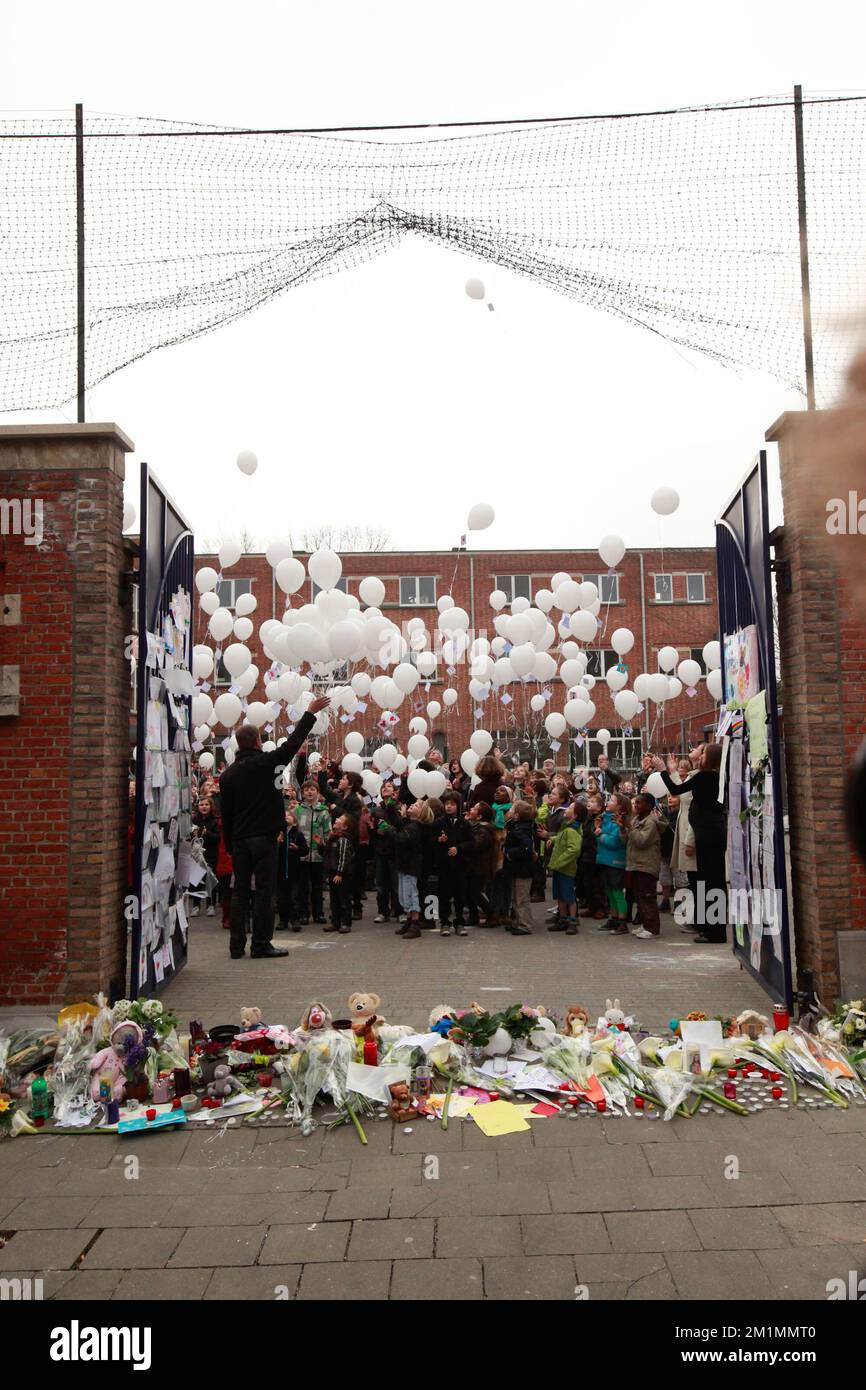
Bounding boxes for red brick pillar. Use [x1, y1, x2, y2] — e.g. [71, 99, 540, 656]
[767, 411, 866, 1003]
[0, 424, 134, 1005]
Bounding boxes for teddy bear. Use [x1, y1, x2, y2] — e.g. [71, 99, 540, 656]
[205, 1064, 246, 1101]
[240, 1006, 262, 1031]
[562, 1006, 589, 1038]
[88, 1032, 127, 1103]
[348, 992, 384, 1034]
[387, 1081, 419, 1123]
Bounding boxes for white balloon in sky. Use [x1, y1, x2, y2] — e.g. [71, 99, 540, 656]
[651, 486, 680, 516]
[195, 567, 219, 594]
[266, 540, 293, 569]
[598, 534, 626, 568]
[465, 277, 485, 301]
[236, 450, 258, 476]
[219, 539, 243, 570]
[467, 502, 495, 531]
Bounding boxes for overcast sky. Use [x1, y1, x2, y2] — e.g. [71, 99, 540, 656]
[5, 1, 866, 554]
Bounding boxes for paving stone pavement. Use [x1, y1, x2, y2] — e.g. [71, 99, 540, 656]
[1, 898, 853, 1301]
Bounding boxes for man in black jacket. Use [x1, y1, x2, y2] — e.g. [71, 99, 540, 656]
[220, 697, 329, 959]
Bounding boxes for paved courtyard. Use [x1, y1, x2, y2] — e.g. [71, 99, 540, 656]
[2, 899, 862, 1302]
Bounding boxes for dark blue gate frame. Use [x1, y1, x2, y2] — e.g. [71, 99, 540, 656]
[132, 462, 195, 997]
[716, 451, 793, 1011]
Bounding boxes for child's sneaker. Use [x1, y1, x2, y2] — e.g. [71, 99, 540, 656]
[455, 922, 468, 937]
[439, 923, 452, 937]
[373, 914, 387, 923]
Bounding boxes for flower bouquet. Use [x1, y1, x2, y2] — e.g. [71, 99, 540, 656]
[282, 1028, 355, 1136]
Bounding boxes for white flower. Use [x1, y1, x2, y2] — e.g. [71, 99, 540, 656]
[112, 999, 132, 1021]
[141, 999, 163, 1020]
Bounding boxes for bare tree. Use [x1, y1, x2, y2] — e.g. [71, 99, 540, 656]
[294, 524, 391, 553]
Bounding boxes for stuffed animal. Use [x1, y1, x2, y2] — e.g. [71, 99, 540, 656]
[562, 1006, 590, 1038]
[387, 1081, 419, 1123]
[348, 993, 384, 1034]
[88, 1033, 127, 1103]
[240, 1006, 262, 1030]
[205, 1064, 246, 1101]
[428, 1005, 458, 1036]
[734, 1009, 770, 1041]
[297, 1002, 332, 1037]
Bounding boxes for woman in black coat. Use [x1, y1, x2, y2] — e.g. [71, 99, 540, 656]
[466, 755, 507, 811]
[654, 743, 726, 944]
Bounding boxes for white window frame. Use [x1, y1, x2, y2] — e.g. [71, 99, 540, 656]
[581, 571, 620, 603]
[653, 573, 673, 604]
[399, 575, 437, 607]
[216, 577, 253, 611]
[311, 576, 349, 599]
[686, 573, 707, 603]
[495, 574, 532, 604]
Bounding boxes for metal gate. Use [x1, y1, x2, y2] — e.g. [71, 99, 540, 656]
[131, 463, 195, 996]
[716, 451, 793, 1010]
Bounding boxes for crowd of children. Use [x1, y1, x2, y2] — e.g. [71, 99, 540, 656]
[189, 744, 693, 944]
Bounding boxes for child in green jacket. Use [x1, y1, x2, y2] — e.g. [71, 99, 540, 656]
[547, 802, 586, 936]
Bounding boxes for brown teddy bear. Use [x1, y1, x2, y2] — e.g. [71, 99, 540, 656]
[348, 992, 384, 1035]
[562, 1006, 589, 1038]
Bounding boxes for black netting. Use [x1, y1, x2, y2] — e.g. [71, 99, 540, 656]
[1, 96, 865, 411]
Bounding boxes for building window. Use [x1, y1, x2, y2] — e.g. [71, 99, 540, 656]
[496, 574, 532, 603]
[654, 573, 673, 603]
[585, 648, 619, 678]
[399, 575, 436, 606]
[216, 578, 252, 610]
[581, 572, 620, 603]
[686, 573, 706, 602]
[571, 733, 643, 774]
[311, 576, 348, 599]
[690, 647, 707, 674]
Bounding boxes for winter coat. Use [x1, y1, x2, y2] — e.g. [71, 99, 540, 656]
[468, 821, 497, 878]
[667, 771, 697, 873]
[219, 711, 316, 850]
[595, 811, 627, 869]
[370, 800, 403, 858]
[433, 810, 474, 871]
[278, 825, 309, 880]
[492, 800, 511, 831]
[626, 813, 665, 877]
[324, 832, 354, 880]
[317, 771, 363, 835]
[393, 820, 426, 877]
[503, 819, 536, 878]
[294, 800, 332, 864]
[467, 771, 504, 810]
[548, 823, 584, 876]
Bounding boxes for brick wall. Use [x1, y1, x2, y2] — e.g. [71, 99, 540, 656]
[769, 412, 866, 1003]
[0, 424, 134, 1006]
[194, 545, 718, 764]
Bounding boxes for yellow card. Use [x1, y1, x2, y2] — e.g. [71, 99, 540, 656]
[469, 1099, 531, 1137]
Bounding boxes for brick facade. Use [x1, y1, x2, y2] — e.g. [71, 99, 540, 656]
[194, 545, 719, 766]
[0, 424, 134, 1006]
[769, 413, 866, 1002]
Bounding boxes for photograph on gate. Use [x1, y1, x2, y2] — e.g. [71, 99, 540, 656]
[1, 0, 866, 1337]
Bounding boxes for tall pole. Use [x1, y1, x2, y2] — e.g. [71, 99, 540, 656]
[75, 103, 85, 423]
[793, 84, 816, 410]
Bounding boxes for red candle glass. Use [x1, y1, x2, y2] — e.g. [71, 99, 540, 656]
[773, 1006, 790, 1032]
[723, 1082, 736, 1100]
[634, 1096, 645, 1109]
[596, 1099, 606, 1113]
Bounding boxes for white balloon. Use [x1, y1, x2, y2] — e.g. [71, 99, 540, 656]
[426, 701, 442, 719]
[577, 581, 598, 607]
[200, 590, 221, 616]
[408, 717, 427, 735]
[426, 770, 447, 798]
[208, 608, 234, 642]
[266, 540, 293, 569]
[407, 734, 430, 759]
[214, 692, 242, 727]
[308, 548, 342, 592]
[218, 539, 242, 570]
[507, 612, 532, 646]
[468, 678, 490, 702]
[437, 594, 455, 613]
[407, 767, 430, 799]
[651, 486, 680, 516]
[391, 754, 408, 777]
[467, 502, 495, 531]
[275, 557, 306, 595]
[222, 643, 251, 678]
[470, 730, 493, 757]
[442, 688, 458, 707]
[596, 727, 611, 746]
[599, 534, 626, 568]
[416, 652, 438, 677]
[554, 580, 581, 613]
[581, 673, 596, 691]
[122, 502, 137, 531]
[564, 698, 589, 728]
[278, 671, 303, 705]
[644, 771, 668, 798]
[236, 666, 258, 698]
[236, 450, 258, 475]
[533, 651, 558, 683]
[677, 659, 702, 689]
[265, 680, 281, 702]
[195, 567, 219, 594]
[489, 589, 508, 611]
[344, 731, 364, 755]
[633, 674, 650, 700]
[342, 753, 364, 774]
[362, 770, 382, 798]
[614, 690, 640, 721]
[393, 662, 420, 693]
[707, 668, 724, 701]
[534, 588, 554, 613]
[544, 712, 567, 738]
[551, 571, 571, 591]
[703, 640, 721, 671]
[569, 610, 598, 643]
[375, 743, 398, 770]
[509, 643, 536, 678]
[329, 620, 361, 660]
[460, 748, 479, 776]
[471, 655, 495, 682]
[192, 647, 214, 680]
[234, 592, 257, 618]
[465, 277, 486, 301]
[611, 627, 634, 656]
[646, 673, 670, 703]
[198, 751, 214, 772]
[233, 617, 254, 641]
[560, 659, 585, 688]
[194, 724, 212, 742]
[439, 606, 469, 633]
[530, 693, 546, 712]
[245, 700, 270, 729]
[192, 693, 213, 726]
[666, 676, 683, 700]
[657, 645, 679, 673]
[356, 575, 385, 607]
[351, 671, 372, 696]
[606, 666, 629, 693]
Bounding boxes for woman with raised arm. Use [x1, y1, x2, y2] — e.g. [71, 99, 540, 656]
[652, 743, 726, 944]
